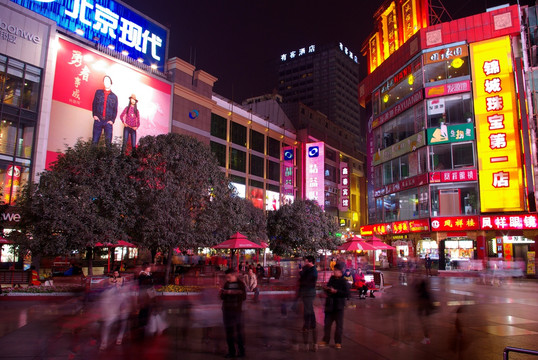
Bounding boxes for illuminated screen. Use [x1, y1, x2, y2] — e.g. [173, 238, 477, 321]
[304, 142, 325, 209]
[265, 190, 280, 211]
[46, 37, 171, 166]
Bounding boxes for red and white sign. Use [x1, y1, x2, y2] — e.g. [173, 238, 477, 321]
[392, 221, 410, 234]
[409, 219, 430, 232]
[431, 216, 480, 231]
[429, 169, 477, 184]
[480, 214, 538, 230]
[425, 80, 471, 98]
[374, 173, 429, 198]
[360, 223, 391, 236]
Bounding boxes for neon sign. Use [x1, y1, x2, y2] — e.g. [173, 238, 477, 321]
[305, 142, 325, 209]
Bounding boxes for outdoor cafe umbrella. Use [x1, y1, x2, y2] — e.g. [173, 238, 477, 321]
[94, 240, 137, 273]
[337, 236, 377, 270]
[366, 236, 396, 270]
[212, 232, 264, 270]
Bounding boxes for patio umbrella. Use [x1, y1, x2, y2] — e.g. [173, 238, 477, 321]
[259, 241, 269, 267]
[337, 236, 377, 270]
[94, 240, 137, 273]
[366, 236, 395, 270]
[212, 232, 263, 271]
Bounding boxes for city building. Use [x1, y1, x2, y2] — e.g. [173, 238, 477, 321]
[168, 57, 299, 211]
[278, 42, 366, 153]
[359, 1, 537, 275]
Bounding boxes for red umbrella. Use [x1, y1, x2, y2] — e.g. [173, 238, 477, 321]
[366, 236, 395, 270]
[337, 236, 377, 270]
[212, 232, 263, 271]
[0, 237, 13, 244]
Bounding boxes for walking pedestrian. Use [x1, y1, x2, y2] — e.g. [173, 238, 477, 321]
[425, 254, 433, 276]
[298, 255, 318, 351]
[220, 268, 247, 358]
[244, 267, 260, 302]
[319, 264, 350, 349]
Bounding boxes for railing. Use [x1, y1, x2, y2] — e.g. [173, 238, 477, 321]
[504, 346, 538, 360]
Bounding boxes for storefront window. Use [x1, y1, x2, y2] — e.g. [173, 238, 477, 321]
[431, 183, 479, 216]
[229, 148, 246, 172]
[430, 142, 474, 170]
[249, 129, 264, 153]
[3, 59, 24, 108]
[444, 238, 474, 269]
[427, 93, 473, 128]
[417, 239, 439, 259]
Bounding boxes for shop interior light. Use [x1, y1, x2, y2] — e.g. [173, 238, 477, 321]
[408, 74, 414, 85]
[451, 58, 464, 69]
[383, 94, 389, 103]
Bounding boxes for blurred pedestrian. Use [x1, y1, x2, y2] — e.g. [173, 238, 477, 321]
[425, 254, 433, 277]
[138, 263, 154, 333]
[256, 263, 264, 280]
[319, 264, 350, 349]
[220, 268, 247, 358]
[415, 276, 435, 344]
[356, 268, 368, 299]
[298, 255, 318, 351]
[245, 267, 260, 302]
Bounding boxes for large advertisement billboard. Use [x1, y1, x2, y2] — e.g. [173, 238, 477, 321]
[46, 37, 171, 166]
[11, 0, 168, 70]
[470, 36, 524, 212]
[305, 142, 325, 209]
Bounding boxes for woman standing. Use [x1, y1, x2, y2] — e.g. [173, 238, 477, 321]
[120, 94, 140, 152]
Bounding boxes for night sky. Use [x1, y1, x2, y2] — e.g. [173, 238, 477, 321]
[123, 0, 532, 102]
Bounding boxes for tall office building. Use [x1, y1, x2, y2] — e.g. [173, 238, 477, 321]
[277, 42, 365, 153]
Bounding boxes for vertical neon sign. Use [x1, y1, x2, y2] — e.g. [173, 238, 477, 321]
[305, 142, 325, 209]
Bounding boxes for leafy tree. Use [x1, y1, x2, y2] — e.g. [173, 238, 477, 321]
[11, 141, 137, 274]
[131, 133, 231, 283]
[267, 199, 339, 256]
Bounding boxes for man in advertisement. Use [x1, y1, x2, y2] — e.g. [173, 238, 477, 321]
[92, 75, 118, 145]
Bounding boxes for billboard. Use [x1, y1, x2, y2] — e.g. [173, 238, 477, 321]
[11, 0, 168, 70]
[46, 37, 171, 166]
[305, 142, 325, 209]
[470, 36, 524, 212]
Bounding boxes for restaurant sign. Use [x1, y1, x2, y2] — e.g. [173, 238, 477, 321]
[431, 216, 480, 231]
[374, 173, 429, 198]
[427, 123, 474, 145]
[425, 80, 471, 98]
[481, 214, 538, 230]
[429, 169, 477, 184]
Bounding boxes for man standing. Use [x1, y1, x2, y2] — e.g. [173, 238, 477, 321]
[220, 268, 247, 358]
[298, 255, 318, 351]
[92, 75, 118, 145]
[319, 264, 350, 349]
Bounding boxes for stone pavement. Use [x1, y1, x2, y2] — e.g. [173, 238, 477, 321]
[0, 270, 538, 359]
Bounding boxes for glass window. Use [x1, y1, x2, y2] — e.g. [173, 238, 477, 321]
[383, 161, 392, 185]
[326, 148, 336, 161]
[400, 154, 409, 179]
[383, 186, 430, 221]
[250, 129, 264, 153]
[453, 143, 474, 168]
[377, 59, 423, 114]
[229, 148, 246, 172]
[430, 142, 474, 171]
[391, 158, 400, 183]
[3, 59, 24, 107]
[427, 93, 473, 128]
[384, 193, 398, 222]
[210, 113, 227, 140]
[374, 102, 425, 151]
[374, 165, 383, 188]
[431, 184, 478, 216]
[16, 121, 34, 159]
[267, 137, 280, 158]
[210, 141, 226, 167]
[430, 144, 451, 170]
[267, 160, 280, 181]
[0, 115, 18, 156]
[22, 65, 41, 111]
[424, 55, 470, 83]
[375, 197, 383, 222]
[250, 154, 264, 177]
[230, 122, 247, 147]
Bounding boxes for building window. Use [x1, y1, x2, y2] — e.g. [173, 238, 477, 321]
[430, 142, 474, 171]
[210, 141, 226, 167]
[230, 122, 247, 147]
[210, 113, 227, 140]
[427, 93, 473, 128]
[374, 102, 425, 150]
[431, 184, 479, 216]
[382, 186, 429, 222]
[266, 160, 280, 181]
[250, 154, 264, 177]
[267, 137, 280, 158]
[424, 55, 470, 83]
[249, 129, 264, 153]
[229, 148, 246, 172]
[0, 115, 17, 156]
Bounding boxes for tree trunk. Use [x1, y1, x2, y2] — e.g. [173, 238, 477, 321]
[87, 247, 93, 276]
[31, 253, 42, 273]
[164, 245, 174, 285]
[150, 247, 157, 264]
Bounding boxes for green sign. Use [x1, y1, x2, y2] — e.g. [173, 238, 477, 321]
[427, 123, 475, 145]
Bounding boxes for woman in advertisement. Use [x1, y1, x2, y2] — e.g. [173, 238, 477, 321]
[120, 94, 140, 152]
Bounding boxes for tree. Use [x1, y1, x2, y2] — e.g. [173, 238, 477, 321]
[11, 141, 138, 274]
[131, 133, 230, 284]
[267, 199, 339, 256]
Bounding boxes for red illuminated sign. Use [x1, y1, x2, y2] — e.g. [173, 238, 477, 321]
[480, 214, 538, 230]
[429, 169, 477, 184]
[374, 173, 429, 197]
[360, 225, 374, 236]
[409, 219, 430, 232]
[430, 216, 480, 231]
[392, 221, 410, 234]
[425, 80, 471, 98]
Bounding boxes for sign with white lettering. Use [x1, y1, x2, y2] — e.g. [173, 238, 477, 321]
[305, 142, 325, 209]
[280, 44, 315, 62]
[11, 0, 168, 69]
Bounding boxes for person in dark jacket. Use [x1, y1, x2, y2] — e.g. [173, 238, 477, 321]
[220, 268, 247, 358]
[92, 75, 118, 146]
[298, 255, 318, 351]
[319, 264, 350, 349]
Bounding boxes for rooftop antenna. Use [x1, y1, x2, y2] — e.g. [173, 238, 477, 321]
[429, 0, 452, 25]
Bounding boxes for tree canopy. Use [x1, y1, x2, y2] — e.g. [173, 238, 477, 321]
[267, 199, 339, 256]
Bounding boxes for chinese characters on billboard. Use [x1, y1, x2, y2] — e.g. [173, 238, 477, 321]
[11, 0, 168, 69]
[339, 162, 349, 211]
[481, 214, 538, 230]
[46, 37, 171, 166]
[305, 142, 324, 209]
[470, 36, 524, 212]
[281, 146, 295, 201]
[430, 216, 479, 231]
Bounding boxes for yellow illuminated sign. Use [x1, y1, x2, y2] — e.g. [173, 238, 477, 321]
[470, 36, 524, 212]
